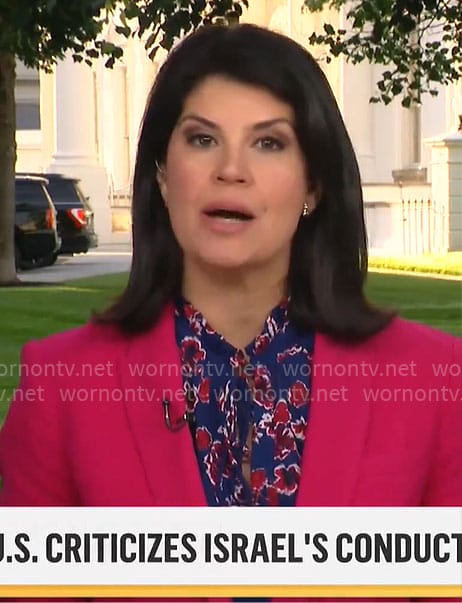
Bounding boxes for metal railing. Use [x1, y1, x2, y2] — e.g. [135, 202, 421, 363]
[401, 198, 447, 255]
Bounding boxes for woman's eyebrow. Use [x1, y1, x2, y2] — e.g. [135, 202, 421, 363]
[177, 114, 294, 131]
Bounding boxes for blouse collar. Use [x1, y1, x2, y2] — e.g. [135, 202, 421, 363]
[174, 296, 290, 357]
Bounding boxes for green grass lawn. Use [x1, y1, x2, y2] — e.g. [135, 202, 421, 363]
[366, 271, 461, 336]
[0, 270, 460, 424]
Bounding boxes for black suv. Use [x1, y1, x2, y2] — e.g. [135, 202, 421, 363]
[19, 173, 98, 259]
[15, 176, 60, 269]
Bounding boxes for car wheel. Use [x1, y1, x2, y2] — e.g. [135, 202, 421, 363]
[15, 246, 34, 271]
[36, 252, 58, 267]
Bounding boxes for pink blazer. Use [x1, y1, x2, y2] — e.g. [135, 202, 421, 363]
[0, 308, 461, 507]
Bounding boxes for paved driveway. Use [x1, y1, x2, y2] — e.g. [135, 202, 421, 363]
[19, 244, 132, 283]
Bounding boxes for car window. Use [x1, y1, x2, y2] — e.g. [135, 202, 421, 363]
[73, 182, 91, 208]
[46, 180, 81, 205]
[15, 181, 50, 207]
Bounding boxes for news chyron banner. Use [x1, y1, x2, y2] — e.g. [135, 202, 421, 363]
[0, 507, 461, 599]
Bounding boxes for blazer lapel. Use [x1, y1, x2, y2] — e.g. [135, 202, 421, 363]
[120, 305, 206, 506]
[297, 333, 373, 505]
[119, 306, 373, 506]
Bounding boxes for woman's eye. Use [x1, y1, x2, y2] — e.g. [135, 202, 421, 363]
[256, 136, 285, 151]
[187, 133, 216, 148]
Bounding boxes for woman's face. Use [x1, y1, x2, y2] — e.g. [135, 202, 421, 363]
[158, 75, 312, 275]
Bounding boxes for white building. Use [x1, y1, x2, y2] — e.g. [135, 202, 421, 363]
[15, 0, 462, 253]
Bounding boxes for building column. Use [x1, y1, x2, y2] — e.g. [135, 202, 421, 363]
[427, 131, 462, 252]
[47, 52, 111, 243]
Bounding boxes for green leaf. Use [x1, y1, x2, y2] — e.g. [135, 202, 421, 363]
[144, 31, 157, 50]
[402, 96, 412, 108]
[303, 0, 462, 105]
[115, 24, 131, 37]
[391, 81, 403, 95]
[124, 2, 141, 19]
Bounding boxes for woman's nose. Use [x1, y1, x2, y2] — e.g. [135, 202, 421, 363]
[213, 147, 251, 185]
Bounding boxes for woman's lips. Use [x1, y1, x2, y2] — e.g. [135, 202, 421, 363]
[201, 202, 256, 234]
[202, 201, 255, 220]
[201, 210, 255, 234]
[204, 208, 253, 220]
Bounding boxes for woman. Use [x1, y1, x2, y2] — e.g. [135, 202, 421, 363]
[0, 24, 461, 508]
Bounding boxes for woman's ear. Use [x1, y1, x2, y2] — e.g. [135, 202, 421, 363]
[155, 162, 168, 201]
[307, 180, 321, 211]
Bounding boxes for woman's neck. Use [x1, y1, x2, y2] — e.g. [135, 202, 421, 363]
[182, 261, 288, 349]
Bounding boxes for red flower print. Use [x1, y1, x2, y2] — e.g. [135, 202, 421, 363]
[251, 468, 267, 504]
[257, 412, 274, 438]
[224, 399, 238, 442]
[217, 381, 231, 413]
[181, 337, 206, 366]
[254, 365, 271, 390]
[205, 440, 225, 486]
[267, 314, 287, 337]
[292, 417, 307, 439]
[254, 333, 271, 354]
[289, 381, 310, 408]
[276, 345, 304, 363]
[196, 427, 212, 451]
[234, 480, 247, 504]
[274, 424, 296, 460]
[252, 420, 264, 444]
[273, 464, 301, 495]
[230, 350, 252, 381]
[254, 390, 274, 410]
[253, 366, 274, 409]
[251, 468, 267, 491]
[231, 349, 247, 367]
[183, 304, 195, 321]
[267, 485, 279, 506]
[183, 304, 204, 335]
[223, 461, 233, 479]
[222, 447, 237, 480]
[198, 378, 210, 403]
[273, 400, 291, 424]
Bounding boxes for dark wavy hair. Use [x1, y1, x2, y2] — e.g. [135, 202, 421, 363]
[97, 23, 394, 340]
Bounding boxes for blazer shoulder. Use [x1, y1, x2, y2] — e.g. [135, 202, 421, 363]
[377, 315, 458, 346]
[23, 320, 130, 365]
[22, 305, 176, 366]
[358, 318, 462, 374]
[317, 317, 459, 366]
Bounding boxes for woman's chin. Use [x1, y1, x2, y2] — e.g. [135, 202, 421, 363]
[196, 253, 256, 272]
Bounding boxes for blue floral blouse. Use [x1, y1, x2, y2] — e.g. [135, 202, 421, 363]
[174, 297, 314, 507]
